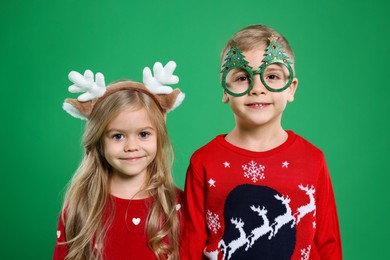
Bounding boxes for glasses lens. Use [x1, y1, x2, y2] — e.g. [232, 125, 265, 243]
[224, 68, 252, 95]
[262, 63, 291, 91]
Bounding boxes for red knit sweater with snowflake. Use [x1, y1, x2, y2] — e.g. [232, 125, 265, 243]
[54, 190, 183, 260]
[181, 131, 341, 259]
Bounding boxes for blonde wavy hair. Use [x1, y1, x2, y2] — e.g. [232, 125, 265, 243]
[61, 85, 180, 259]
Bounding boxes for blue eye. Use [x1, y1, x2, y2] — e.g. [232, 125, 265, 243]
[139, 131, 151, 139]
[112, 133, 124, 140]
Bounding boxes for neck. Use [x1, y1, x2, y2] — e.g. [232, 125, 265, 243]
[226, 125, 288, 152]
[109, 173, 149, 200]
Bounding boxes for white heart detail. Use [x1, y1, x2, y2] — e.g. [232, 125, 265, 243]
[132, 218, 141, 225]
[56, 230, 61, 239]
[176, 204, 181, 211]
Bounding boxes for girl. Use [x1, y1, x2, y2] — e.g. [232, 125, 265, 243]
[54, 62, 185, 259]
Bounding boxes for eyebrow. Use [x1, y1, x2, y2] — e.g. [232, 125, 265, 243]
[229, 69, 247, 76]
[105, 126, 155, 134]
[264, 66, 286, 73]
[266, 68, 284, 72]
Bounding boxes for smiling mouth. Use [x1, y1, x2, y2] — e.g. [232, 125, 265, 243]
[121, 156, 144, 161]
[246, 103, 270, 108]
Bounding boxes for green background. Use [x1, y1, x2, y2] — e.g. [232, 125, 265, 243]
[1, 0, 388, 259]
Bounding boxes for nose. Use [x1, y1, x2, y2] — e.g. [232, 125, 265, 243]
[124, 137, 139, 152]
[249, 75, 267, 96]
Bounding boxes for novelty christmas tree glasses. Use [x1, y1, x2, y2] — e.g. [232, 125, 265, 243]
[221, 38, 294, 96]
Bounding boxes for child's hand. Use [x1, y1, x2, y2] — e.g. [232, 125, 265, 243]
[143, 61, 179, 94]
[68, 70, 106, 102]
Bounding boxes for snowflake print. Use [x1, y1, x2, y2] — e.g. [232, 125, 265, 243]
[242, 160, 265, 183]
[300, 245, 311, 260]
[206, 210, 221, 234]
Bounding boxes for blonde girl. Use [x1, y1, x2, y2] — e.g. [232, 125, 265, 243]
[54, 62, 185, 259]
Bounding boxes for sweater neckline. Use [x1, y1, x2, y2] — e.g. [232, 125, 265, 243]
[215, 130, 296, 157]
[111, 195, 153, 205]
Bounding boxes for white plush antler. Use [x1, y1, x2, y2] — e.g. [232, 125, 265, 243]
[68, 69, 106, 102]
[142, 61, 179, 94]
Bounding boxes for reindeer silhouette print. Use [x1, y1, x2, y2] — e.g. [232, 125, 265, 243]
[247, 205, 273, 247]
[294, 184, 316, 224]
[219, 184, 296, 259]
[219, 218, 251, 259]
[272, 194, 296, 237]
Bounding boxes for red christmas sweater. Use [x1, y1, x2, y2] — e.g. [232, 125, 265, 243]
[54, 190, 183, 260]
[181, 131, 341, 259]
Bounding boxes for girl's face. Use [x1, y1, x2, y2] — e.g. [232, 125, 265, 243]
[103, 106, 157, 197]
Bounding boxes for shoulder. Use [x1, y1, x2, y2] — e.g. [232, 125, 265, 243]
[190, 135, 225, 161]
[290, 131, 324, 154]
[286, 131, 327, 170]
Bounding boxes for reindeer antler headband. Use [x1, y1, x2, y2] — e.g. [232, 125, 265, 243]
[63, 61, 185, 120]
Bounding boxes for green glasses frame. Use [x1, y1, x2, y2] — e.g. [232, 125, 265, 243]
[221, 40, 294, 97]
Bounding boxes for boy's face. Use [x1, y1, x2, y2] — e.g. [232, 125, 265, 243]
[222, 47, 298, 129]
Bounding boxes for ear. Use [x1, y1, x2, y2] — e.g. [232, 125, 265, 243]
[222, 91, 230, 103]
[287, 78, 298, 102]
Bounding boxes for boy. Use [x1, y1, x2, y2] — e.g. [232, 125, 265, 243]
[181, 25, 342, 259]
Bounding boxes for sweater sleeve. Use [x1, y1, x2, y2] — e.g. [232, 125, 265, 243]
[53, 214, 68, 260]
[181, 154, 208, 259]
[314, 157, 342, 259]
